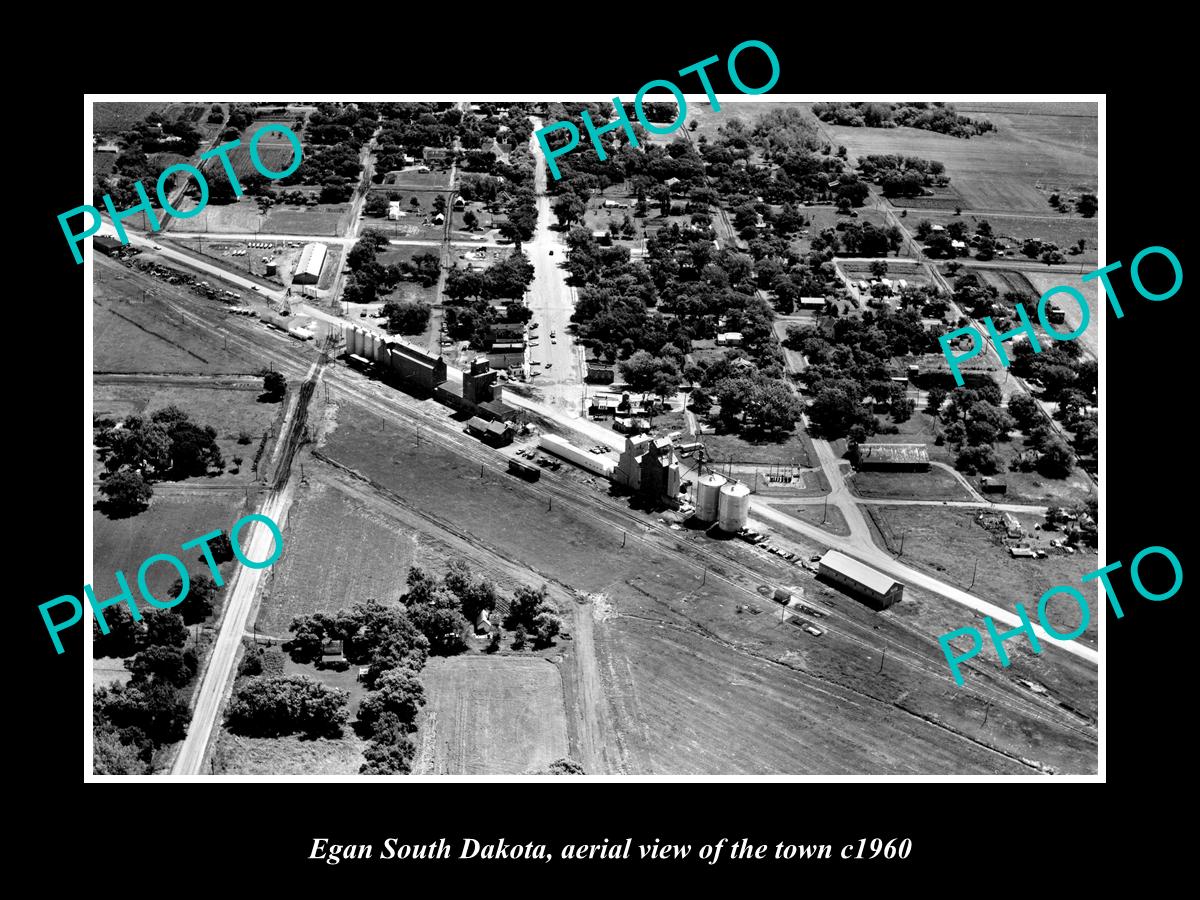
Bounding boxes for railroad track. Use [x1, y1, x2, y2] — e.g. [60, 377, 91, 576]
[149, 286, 1096, 742]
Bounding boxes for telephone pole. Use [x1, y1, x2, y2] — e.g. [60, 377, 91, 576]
[968, 559, 979, 591]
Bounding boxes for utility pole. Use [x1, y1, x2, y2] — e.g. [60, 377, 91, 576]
[968, 559, 979, 591]
[822, 495, 828, 525]
[898, 532, 905, 556]
[702, 567, 707, 586]
[983, 701, 992, 727]
[878, 642, 887, 674]
[621, 532, 627, 548]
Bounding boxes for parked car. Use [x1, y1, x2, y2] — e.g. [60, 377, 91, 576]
[803, 625, 824, 637]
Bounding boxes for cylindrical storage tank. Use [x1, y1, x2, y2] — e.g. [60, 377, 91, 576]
[366, 333, 378, 360]
[353, 328, 364, 356]
[348, 327, 359, 356]
[718, 482, 751, 533]
[695, 473, 726, 523]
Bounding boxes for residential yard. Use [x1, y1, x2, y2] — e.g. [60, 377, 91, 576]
[791, 206, 904, 258]
[861, 504, 1098, 649]
[414, 656, 569, 774]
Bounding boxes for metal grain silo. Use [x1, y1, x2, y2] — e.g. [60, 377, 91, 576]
[695, 472, 726, 523]
[717, 481, 751, 533]
[365, 332, 378, 360]
[347, 327, 359, 356]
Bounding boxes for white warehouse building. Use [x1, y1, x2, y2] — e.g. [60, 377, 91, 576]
[293, 242, 327, 285]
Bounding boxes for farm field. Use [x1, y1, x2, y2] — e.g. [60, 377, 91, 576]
[848, 467, 975, 502]
[414, 656, 569, 774]
[93, 102, 175, 133]
[861, 505, 1098, 649]
[93, 258, 264, 374]
[813, 103, 1097, 215]
[254, 475, 428, 635]
[94, 378, 287, 487]
[92, 491, 249, 606]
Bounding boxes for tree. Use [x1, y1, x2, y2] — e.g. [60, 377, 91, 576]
[1038, 436, 1075, 477]
[360, 732, 418, 775]
[553, 193, 586, 228]
[1006, 393, 1041, 432]
[1073, 417, 1098, 457]
[125, 645, 196, 688]
[690, 387, 712, 414]
[357, 664, 426, 731]
[262, 370, 287, 400]
[463, 210, 478, 230]
[1077, 193, 1098, 217]
[505, 585, 561, 648]
[99, 470, 153, 515]
[512, 625, 528, 650]
[926, 386, 947, 417]
[408, 599, 469, 656]
[169, 573, 218, 625]
[226, 674, 349, 737]
[433, 195, 446, 215]
[364, 193, 390, 217]
[287, 611, 337, 663]
[869, 260, 888, 279]
[144, 609, 188, 648]
[689, 119, 698, 131]
[95, 680, 191, 747]
[92, 605, 146, 659]
[93, 726, 148, 775]
[955, 444, 1000, 475]
[383, 300, 431, 335]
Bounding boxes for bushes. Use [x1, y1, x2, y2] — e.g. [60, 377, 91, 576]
[226, 674, 349, 738]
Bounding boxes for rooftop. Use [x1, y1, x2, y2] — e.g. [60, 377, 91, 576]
[857, 443, 929, 464]
[819, 550, 901, 596]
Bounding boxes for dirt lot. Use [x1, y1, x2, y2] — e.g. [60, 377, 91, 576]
[170, 197, 352, 237]
[862, 505, 1099, 650]
[415, 656, 569, 774]
[848, 467, 974, 501]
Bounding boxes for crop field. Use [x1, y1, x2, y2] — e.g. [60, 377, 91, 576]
[813, 103, 1097, 215]
[226, 144, 296, 181]
[848, 467, 975, 502]
[93, 259, 265, 374]
[254, 475, 430, 635]
[415, 656, 569, 774]
[93, 491, 249, 605]
[94, 379, 286, 486]
[862, 505, 1098, 649]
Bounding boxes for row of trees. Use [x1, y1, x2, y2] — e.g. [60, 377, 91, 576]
[812, 103, 995, 138]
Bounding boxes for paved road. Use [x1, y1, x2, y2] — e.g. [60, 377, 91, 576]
[523, 118, 586, 411]
[171, 358, 322, 775]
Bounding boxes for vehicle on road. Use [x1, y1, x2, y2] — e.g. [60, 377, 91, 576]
[801, 561, 820, 574]
[545, 362, 553, 368]
[803, 625, 824, 637]
[550, 330, 556, 337]
[250, 286, 258, 291]
[151, 244, 163, 250]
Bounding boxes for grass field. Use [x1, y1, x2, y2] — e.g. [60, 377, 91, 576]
[94, 379, 286, 486]
[254, 476, 428, 635]
[170, 196, 352, 237]
[93, 491, 249, 605]
[1022, 270, 1100, 360]
[848, 467, 975, 501]
[93, 102, 174, 133]
[93, 259, 266, 374]
[373, 170, 453, 190]
[814, 103, 1097, 215]
[862, 505, 1098, 649]
[414, 656, 569, 774]
[212, 728, 367, 775]
[779, 502, 850, 536]
[698, 428, 815, 468]
[791, 206, 902, 257]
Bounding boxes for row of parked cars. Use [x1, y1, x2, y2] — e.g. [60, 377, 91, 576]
[739, 528, 823, 573]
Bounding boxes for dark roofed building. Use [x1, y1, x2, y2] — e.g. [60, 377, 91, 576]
[94, 235, 126, 256]
[384, 340, 447, 391]
[479, 399, 519, 422]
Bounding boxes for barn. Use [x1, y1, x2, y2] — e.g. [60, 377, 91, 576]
[817, 550, 904, 609]
[292, 242, 327, 285]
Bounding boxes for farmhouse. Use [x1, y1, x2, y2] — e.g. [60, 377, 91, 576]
[856, 443, 930, 471]
[799, 297, 826, 310]
[293, 242, 327, 285]
[716, 332, 744, 347]
[817, 550, 904, 609]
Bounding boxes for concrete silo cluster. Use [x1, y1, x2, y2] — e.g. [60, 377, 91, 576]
[693, 471, 750, 533]
[346, 325, 383, 363]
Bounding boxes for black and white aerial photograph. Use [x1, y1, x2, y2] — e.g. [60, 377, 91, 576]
[86, 95, 1101, 778]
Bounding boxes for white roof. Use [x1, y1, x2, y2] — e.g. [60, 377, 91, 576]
[819, 550, 900, 596]
[296, 242, 327, 278]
